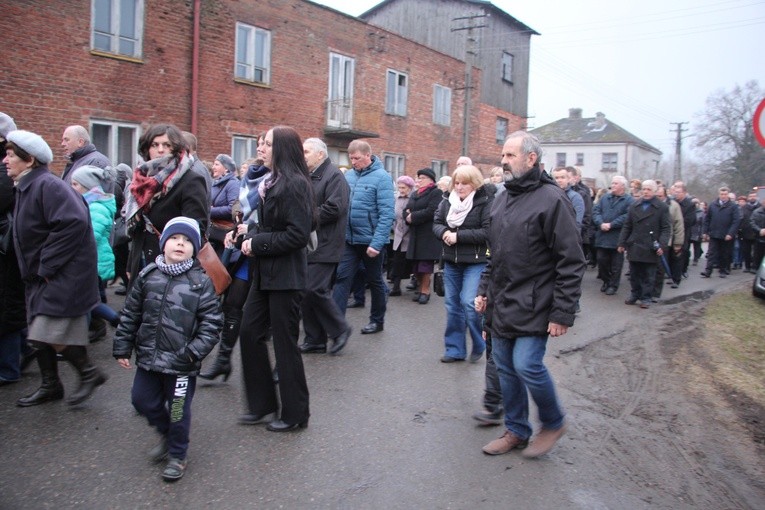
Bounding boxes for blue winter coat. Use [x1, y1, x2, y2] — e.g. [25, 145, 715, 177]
[344, 156, 395, 252]
[84, 188, 117, 281]
[593, 192, 634, 249]
[210, 173, 240, 221]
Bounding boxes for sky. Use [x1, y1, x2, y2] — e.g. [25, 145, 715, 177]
[312, 0, 765, 161]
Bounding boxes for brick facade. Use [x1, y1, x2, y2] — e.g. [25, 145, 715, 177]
[0, 0, 524, 177]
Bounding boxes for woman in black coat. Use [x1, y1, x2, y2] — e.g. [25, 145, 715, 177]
[5, 130, 106, 406]
[405, 168, 443, 304]
[238, 126, 315, 431]
[124, 124, 209, 283]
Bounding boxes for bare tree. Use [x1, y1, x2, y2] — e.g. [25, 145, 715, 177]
[694, 80, 765, 194]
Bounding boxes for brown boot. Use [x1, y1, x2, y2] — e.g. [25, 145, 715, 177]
[521, 423, 568, 458]
[482, 430, 528, 455]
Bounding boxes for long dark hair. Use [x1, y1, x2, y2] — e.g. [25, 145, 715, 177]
[268, 126, 317, 228]
[137, 123, 186, 161]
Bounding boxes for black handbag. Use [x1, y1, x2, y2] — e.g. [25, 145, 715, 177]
[433, 269, 445, 297]
[110, 216, 130, 247]
[0, 211, 13, 255]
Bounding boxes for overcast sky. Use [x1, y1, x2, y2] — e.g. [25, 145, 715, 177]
[313, 0, 765, 160]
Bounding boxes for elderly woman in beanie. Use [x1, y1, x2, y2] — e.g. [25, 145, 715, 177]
[123, 124, 209, 282]
[405, 168, 444, 304]
[71, 165, 121, 328]
[4, 130, 107, 406]
[389, 174, 415, 296]
[208, 154, 240, 255]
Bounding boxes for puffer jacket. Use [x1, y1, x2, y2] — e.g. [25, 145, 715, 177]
[345, 155, 395, 252]
[113, 262, 223, 375]
[84, 188, 116, 281]
[433, 185, 492, 264]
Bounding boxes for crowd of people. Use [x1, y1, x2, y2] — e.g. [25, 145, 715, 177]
[2, 112, 764, 481]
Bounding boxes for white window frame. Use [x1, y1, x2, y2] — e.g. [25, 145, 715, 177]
[327, 52, 355, 128]
[431, 160, 448, 179]
[576, 153, 584, 166]
[602, 152, 618, 172]
[433, 84, 451, 126]
[383, 153, 405, 181]
[235, 22, 271, 85]
[232, 136, 260, 168]
[496, 117, 508, 144]
[386, 70, 408, 116]
[556, 153, 567, 167]
[501, 52, 514, 83]
[91, 0, 144, 58]
[90, 120, 140, 168]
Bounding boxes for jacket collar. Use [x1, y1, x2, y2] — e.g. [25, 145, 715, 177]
[69, 144, 97, 162]
[15, 166, 50, 192]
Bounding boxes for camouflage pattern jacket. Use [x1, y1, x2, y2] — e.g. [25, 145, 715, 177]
[113, 262, 223, 375]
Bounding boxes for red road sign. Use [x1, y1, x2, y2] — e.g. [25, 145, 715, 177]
[755, 98, 765, 148]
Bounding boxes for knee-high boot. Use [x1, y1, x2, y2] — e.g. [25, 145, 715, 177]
[60, 345, 107, 405]
[16, 345, 64, 407]
[199, 307, 243, 381]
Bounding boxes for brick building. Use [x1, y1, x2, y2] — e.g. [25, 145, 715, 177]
[0, 0, 526, 178]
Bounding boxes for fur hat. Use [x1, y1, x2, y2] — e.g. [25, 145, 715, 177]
[0, 113, 17, 139]
[216, 154, 236, 175]
[160, 216, 201, 256]
[6, 130, 53, 164]
[416, 167, 437, 183]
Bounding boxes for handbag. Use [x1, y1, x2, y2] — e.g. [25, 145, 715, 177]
[110, 216, 130, 247]
[433, 268, 445, 297]
[197, 242, 232, 295]
[208, 220, 233, 243]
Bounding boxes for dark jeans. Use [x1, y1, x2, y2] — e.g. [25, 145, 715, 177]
[333, 243, 388, 325]
[482, 334, 502, 414]
[628, 261, 657, 302]
[691, 240, 704, 262]
[301, 262, 347, 345]
[596, 247, 625, 290]
[739, 238, 754, 270]
[132, 368, 196, 460]
[240, 288, 309, 425]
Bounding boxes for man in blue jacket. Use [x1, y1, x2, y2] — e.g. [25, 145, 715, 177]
[701, 186, 741, 278]
[593, 175, 633, 295]
[332, 140, 395, 335]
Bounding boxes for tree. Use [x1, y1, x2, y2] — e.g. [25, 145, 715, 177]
[693, 80, 765, 195]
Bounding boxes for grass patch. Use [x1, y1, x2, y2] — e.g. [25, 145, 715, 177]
[703, 290, 765, 402]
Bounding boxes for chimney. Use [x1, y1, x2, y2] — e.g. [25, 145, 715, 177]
[569, 108, 582, 119]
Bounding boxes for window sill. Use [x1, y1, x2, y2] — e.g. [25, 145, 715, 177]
[234, 78, 271, 89]
[90, 50, 143, 64]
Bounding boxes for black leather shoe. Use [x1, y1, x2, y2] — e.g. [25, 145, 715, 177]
[389, 289, 401, 296]
[604, 287, 616, 295]
[418, 293, 430, 304]
[361, 322, 383, 334]
[267, 419, 308, 432]
[329, 326, 352, 355]
[411, 292, 421, 302]
[239, 412, 276, 425]
[346, 300, 365, 309]
[299, 343, 327, 354]
[600, 282, 608, 292]
[700, 271, 711, 278]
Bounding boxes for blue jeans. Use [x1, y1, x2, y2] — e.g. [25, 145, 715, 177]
[0, 330, 23, 382]
[492, 335, 565, 440]
[443, 262, 486, 359]
[333, 243, 388, 325]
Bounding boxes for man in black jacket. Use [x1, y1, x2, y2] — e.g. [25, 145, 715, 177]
[299, 138, 352, 355]
[701, 186, 741, 278]
[475, 131, 585, 458]
[670, 181, 696, 279]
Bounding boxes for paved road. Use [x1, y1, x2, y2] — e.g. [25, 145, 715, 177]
[0, 260, 755, 509]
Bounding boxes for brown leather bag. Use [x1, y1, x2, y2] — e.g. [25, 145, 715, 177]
[197, 242, 232, 295]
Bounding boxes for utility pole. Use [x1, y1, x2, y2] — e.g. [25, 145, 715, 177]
[452, 15, 486, 157]
[670, 122, 688, 182]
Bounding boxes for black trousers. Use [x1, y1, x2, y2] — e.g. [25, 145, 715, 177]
[240, 287, 309, 425]
[628, 261, 657, 302]
[706, 238, 733, 274]
[132, 368, 196, 460]
[596, 247, 625, 290]
[301, 262, 347, 345]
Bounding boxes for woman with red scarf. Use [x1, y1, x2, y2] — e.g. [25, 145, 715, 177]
[405, 168, 444, 304]
[123, 124, 209, 283]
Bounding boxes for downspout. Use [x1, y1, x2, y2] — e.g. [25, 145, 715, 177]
[191, 0, 201, 134]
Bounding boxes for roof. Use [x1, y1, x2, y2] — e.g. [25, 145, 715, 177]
[530, 111, 662, 155]
[361, 0, 540, 36]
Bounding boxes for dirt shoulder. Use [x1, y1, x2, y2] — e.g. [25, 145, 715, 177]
[556, 283, 765, 509]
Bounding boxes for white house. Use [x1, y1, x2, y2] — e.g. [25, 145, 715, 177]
[530, 109, 662, 190]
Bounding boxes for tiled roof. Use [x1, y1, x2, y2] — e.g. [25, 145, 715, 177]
[530, 112, 661, 155]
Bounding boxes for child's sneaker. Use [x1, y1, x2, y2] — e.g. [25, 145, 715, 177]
[162, 457, 187, 482]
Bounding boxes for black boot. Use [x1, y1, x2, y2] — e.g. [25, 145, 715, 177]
[389, 277, 402, 296]
[199, 308, 242, 381]
[88, 318, 107, 343]
[17, 345, 64, 407]
[60, 346, 107, 405]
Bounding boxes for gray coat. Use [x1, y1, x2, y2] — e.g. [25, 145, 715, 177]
[113, 263, 223, 375]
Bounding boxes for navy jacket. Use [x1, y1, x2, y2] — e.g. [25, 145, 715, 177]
[703, 199, 741, 239]
[593, 192, 634, 249]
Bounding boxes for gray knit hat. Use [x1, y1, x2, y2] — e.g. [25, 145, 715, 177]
[72, 165, 115, 191]
[160, 216, 201, 256]
[6, 130, 53, 164]
[216, 154, 236, 175]
[0, 113, 17, 139]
